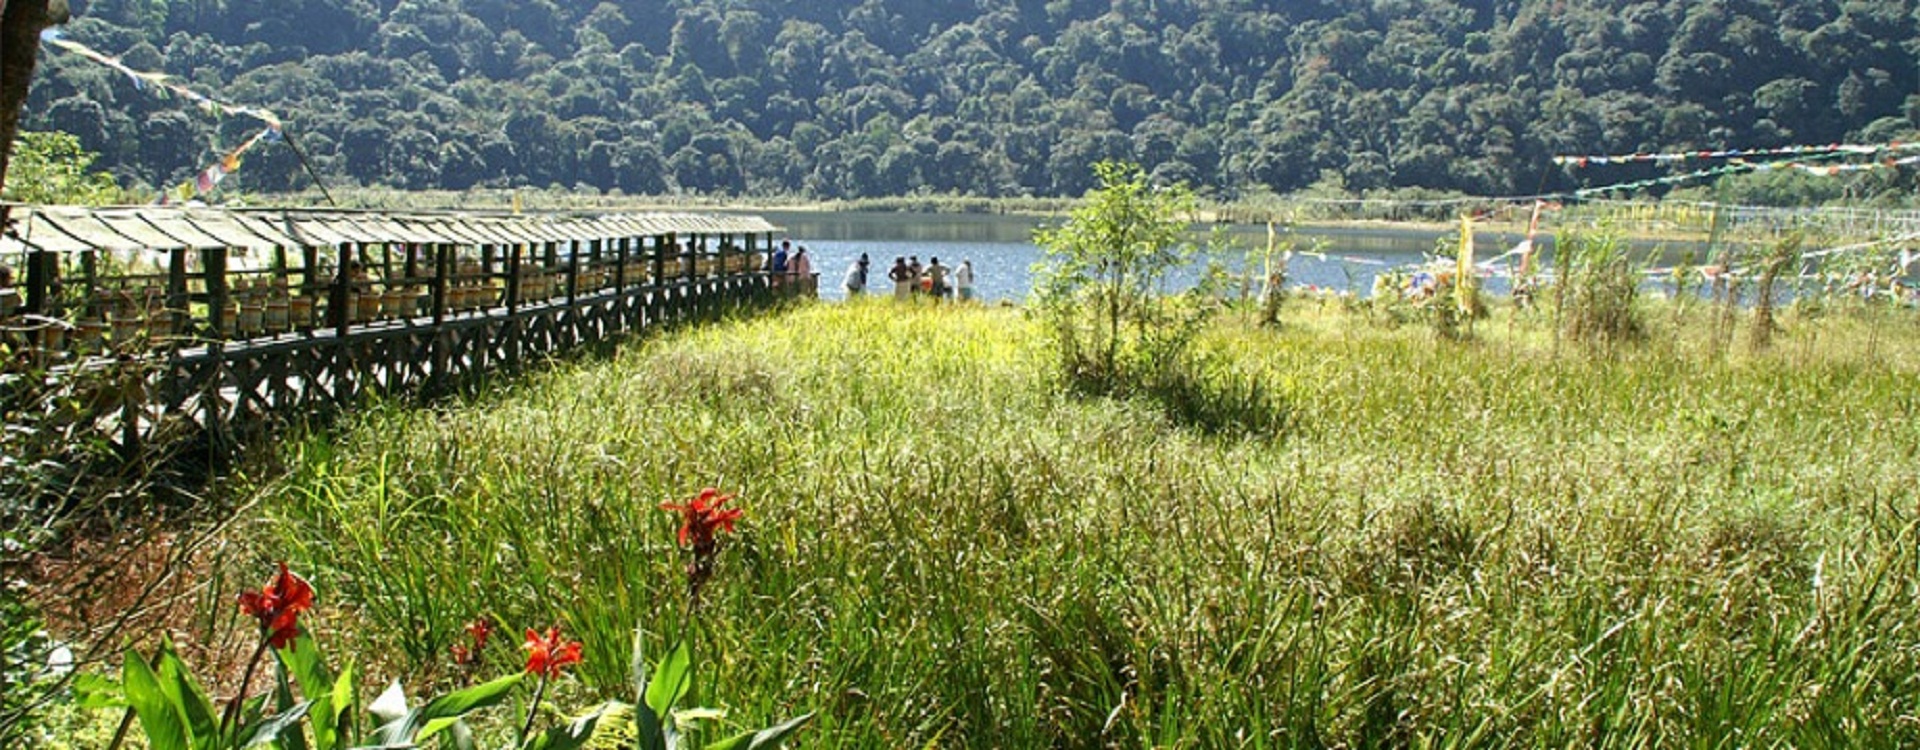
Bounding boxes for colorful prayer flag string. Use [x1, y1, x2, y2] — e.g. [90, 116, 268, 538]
[1554, 142, 1920, 167]
[160, 126, 279, 204]
[40, 28, 283, 129]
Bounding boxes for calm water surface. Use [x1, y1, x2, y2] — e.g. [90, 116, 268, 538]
[759, 211, 1545, 302]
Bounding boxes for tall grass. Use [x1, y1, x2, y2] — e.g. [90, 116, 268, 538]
[248, 297, 1920, 746]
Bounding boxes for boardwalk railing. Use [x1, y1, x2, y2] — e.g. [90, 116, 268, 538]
[0, 205, 811, 461]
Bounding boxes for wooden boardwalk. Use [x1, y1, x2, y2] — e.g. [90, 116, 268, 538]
[0, 205, 808, 461]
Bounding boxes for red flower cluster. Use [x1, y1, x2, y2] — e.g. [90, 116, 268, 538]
[451, 617, 493, 666]
[658, 487, 743, 550]
[522, 626, 583, 679]
[237, 562, 314, 650]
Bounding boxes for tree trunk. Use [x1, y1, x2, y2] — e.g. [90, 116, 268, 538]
[0, 0, 68, 198]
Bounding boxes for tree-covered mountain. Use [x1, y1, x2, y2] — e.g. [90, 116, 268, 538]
[22, 0, 1920, 201]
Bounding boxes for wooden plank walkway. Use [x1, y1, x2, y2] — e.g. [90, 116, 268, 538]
[0, 205, 811, 463]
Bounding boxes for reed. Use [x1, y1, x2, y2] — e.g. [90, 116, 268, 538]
[249, 297, 1920, 746]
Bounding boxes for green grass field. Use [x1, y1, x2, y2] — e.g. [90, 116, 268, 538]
[248, 296, 1920, 747]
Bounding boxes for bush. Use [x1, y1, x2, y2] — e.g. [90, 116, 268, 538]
[1556, 229, 1646, 347]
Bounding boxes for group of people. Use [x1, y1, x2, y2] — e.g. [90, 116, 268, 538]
[840, 253, 976, 302]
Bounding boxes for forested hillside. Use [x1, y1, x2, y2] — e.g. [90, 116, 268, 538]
[22, 0, 1920, 201]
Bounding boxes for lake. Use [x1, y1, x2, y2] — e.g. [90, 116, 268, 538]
[758, 211, 1541, 302]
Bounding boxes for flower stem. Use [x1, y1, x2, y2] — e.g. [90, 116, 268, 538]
[518, 672, 550, 746]
[220, 636, 272, 747]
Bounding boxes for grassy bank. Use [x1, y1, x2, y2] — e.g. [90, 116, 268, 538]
[246, 297, 1920, 747]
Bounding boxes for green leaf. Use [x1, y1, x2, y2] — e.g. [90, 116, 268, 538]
[280, 634, 336, 701]
[643, 641, 691, 722]
[366, 673, 522, 748]
[703, 712, 814, 750]
[273, 666, 312, 750]
[416, 715, 461, 742]
[634, 700, 667, 750]
[154, 643, 219, 750]
[240, 699, 313, 749]
[519, 702, 611, 750]
[70, 672, 126, 709]
[123, 649, 191, 750]
[326, 661, 358, 749]
[418, 671, 523, 722]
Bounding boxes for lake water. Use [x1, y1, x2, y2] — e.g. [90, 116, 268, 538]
[760, 211, 1541, 302]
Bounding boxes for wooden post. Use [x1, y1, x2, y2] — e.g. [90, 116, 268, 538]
[81, 249, 98, 300]
[403, 242, 419, 281]
[653, 234, 668, 287]
[588, 238, 603, 292]
[432, 243, 450, 325]
[302, 246, 320, 300]
[167, 248, 189, 339]
[21, 249, 52, 316]
[614, 236, 629, 291]
[566, 240, 580, 304]
[683, 234, 697, 283]
[331, 243, 352, 335]
[505, 242, 523, 312]
[204, 247, 230, 340]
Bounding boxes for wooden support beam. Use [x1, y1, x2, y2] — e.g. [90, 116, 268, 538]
[330, 243, 352, 335]
[505, 242, 523, 312]
[431, 243, 450, 325]
[204, 246, 230, 340]
[167, 247, 188, 339]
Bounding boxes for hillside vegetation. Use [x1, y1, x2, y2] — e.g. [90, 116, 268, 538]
[28, 0, 1920, 203]
[246, 298, 1920, 746]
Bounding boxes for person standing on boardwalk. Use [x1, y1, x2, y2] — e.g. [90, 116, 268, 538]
[770, 241, 791, 275]
[791, 246, 813, 294]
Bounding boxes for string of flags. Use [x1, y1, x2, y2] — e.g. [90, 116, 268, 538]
[39, 28, 283, 202]
[1554, 142, 1920, 167]
[1566, 153, 1920, 198]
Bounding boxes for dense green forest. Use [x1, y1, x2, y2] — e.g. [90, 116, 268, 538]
[21, 0, 1920, 202]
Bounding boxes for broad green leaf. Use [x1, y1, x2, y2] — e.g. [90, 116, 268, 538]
[634, 699, 667, 750]
[71, 672, 126, 709]
[325, 660, 358, 749]
[418, 671, 523, 722]
[643, 641, 691, 721]
[629, 627, 649, 705]
[416, 715, 461, 742]
[519, 702, 612, 750]
[155, 643, 219, 750]
[703, 712, 814, 750]
[240, 699, 313, 749]
[280, 634, 336, 703]
[272, 666, 312, 750]
[672, 707, 725, 725]
[123, 649, 191, 750]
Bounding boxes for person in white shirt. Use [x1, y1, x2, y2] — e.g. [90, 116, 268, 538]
[954, 259, 975, 302]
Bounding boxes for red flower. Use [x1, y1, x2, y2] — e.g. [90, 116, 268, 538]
[466, 618, 494, 649]
[658, 487, 744, 549]
[452, 618, 493, 666]
[237, 562, 314, 650]
[522, 626, 583, 679]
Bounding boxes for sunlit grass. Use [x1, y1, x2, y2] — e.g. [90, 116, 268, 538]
[251, 295, 1920, 746]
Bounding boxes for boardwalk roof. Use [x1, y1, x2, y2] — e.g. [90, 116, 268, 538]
[0, 205, 781, 255]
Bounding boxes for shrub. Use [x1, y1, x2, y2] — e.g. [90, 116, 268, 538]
[1556, 228, 1646, 347]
